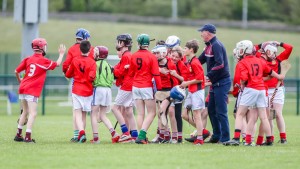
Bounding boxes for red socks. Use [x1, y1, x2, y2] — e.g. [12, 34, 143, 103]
[25, 132, 31, 141]
[256, 135, 264, 145]
[280, 133, 286, 139]
[202, 129, 209, 135]
[245, 134, 251, 144]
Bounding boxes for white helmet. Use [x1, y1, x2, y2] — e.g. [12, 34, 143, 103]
[236, 40, 254, 57]
[165, 35, 180, 48]
[263, 44, 277, 60]
[233, 48, 239, 62]
[152, 45, 167, 55]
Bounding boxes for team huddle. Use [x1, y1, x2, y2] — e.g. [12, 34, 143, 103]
[13, 24, 293, 146]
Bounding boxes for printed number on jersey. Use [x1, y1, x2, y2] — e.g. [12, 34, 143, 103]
[251, 64, 259, 76]
[136, 58, 143, 70]
[28, 64, 36, 77]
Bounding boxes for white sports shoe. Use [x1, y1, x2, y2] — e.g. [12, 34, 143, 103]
[170, 139, 178, 144]
[151, 134, 159, 142]
[190, 130, 197, 137]
[119, 133, 132, 143]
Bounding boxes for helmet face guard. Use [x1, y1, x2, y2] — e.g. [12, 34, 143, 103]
[236, 40, 254, 57]
[263, 44, 277, 61]
[152, 45, 167, 62]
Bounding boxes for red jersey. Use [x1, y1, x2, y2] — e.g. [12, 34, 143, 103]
[232, 62, 242, 97]
[62, 43, 94, 73]
[15, 53, 57, 97]
[159, 58, 178, 90]
[129, 49, 162, 89]
[175, 60, 189, 82]
[113, 51, 133, 91]
[239, 55, 272, 90]
[186, 56, 205, 93]
[114, 63, 123, 87]
[65, 55, 96, 96]
[264, 43, 293, 88]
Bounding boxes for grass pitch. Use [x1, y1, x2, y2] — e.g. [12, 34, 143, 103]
[0, 98, 299, 169]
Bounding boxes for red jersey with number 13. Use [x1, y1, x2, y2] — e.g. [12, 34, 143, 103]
[239, 55, 272, 90]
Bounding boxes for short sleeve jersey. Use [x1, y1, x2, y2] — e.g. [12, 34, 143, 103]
[15, 53, 57, 97]
[239, 55, 272, 90]
[186, 56, 205, 93]
[129, 49, 162, 89]
[65, 56, 96, 96]
[62, 43, 94, 73]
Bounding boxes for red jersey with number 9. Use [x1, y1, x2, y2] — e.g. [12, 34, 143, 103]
[239, 55, 272, 90]
[15, 53, 58, 97]
[129, 49, 162, 89]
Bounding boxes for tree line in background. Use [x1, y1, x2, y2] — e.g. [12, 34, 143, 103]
[2, 0, 300, 25]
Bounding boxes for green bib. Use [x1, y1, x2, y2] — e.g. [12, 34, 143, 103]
[93, 60, 114, 87]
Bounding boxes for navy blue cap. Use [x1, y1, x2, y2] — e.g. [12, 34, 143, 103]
[198, 24, 216, 34]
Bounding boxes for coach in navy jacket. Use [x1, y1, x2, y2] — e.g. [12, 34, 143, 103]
[198, 24, 231, 143]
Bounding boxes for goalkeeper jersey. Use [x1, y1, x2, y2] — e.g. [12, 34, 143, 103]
[93, 59, 114, 88]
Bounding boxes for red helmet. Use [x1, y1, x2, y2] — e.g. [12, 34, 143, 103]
[94, 46, 109, 60]
[31, 38, 47, 51]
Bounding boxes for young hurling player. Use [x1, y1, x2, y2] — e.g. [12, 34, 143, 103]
[180, 40, 206, 145]
[223, 40, 284, 146]
[113, 34, 138, 141]
[62, 28, 94, 142]
[14, 38, 66, 143]
[129, 34, 162, 144]
[65, 41, 97, 143]
[255, 41, 293, 144]
[90, 46, 122, 143]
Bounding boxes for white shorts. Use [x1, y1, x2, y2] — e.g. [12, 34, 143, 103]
[239, 87, 267, 108]
[92, 87, 112, 107]
[268, 86, 285, 105]
[115, 88, 134, 107]
[72, 93, 93, 112]
[19, 94, 38, 103]
[132, 87, 154, 100]
[184, 90, 205, 111]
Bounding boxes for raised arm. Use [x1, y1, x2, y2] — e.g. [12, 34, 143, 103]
[56, 44, 66, 66]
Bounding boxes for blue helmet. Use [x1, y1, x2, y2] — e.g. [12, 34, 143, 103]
[76, 28, 91, 40]
[170, 85, 186, 102]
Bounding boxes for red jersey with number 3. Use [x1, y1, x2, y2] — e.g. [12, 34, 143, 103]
[65, 56, 96, 96]
[239, 55, 272, 90]
[114, 51, 133, 91]
[15, 53, 58, 97]
[62, 43, 94, 73]
[186, 56, 205, 93]
[129, 49, 162, 89]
